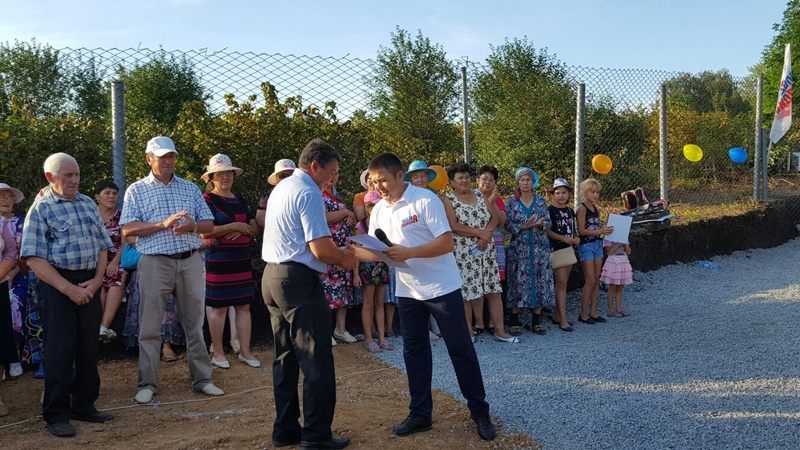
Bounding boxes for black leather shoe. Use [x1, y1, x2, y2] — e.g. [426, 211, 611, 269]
[471, 415, 497, 441]
[300, 437, 350, 449]
[47, 421, 76, 437]
[71, 410, 113, 423]
[393, 413, 432, 436]
[273, 437, 301, 447]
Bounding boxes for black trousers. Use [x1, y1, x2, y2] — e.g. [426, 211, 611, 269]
[38, 269, 102, 424]
[0, 286, 19, 365]
[398, 289, 490, 419]
[262, 262, 336, 443]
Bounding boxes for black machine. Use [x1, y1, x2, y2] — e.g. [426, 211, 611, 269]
[619, 187, 673, 232]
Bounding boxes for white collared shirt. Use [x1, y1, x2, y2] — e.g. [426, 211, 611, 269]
[369, 183, 462, 301]
[261, 169, 332, 273]
[120, 172, 212, 255]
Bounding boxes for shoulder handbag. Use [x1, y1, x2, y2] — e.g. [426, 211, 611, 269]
[551, 208, 578, 269]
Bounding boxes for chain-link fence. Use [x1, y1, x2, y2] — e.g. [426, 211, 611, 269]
[3, 45, 794, 224]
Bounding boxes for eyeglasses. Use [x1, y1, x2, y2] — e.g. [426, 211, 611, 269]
[478, 177, 496, 184]
[0, 195, 15, 201]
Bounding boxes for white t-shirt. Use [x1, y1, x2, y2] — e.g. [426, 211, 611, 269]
[369, 183, 462, 300]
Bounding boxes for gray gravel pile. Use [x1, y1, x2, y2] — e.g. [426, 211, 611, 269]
[377, 238, 800, 449]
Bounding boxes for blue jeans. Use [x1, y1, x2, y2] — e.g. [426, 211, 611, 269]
[398, 289, 490, 418]
[579, 240, 604, 261]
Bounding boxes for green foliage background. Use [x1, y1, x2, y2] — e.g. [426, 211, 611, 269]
[2, 6, 794, 213]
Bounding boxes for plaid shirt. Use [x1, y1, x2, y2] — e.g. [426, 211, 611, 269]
[21, 189, 113, 270]
[120, 172, 213, 255]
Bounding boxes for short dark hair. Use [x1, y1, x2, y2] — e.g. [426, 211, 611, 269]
[368, 152, 404, 174]
[477, 165, 499, 181]
[298, 138, 340, 169]
[95, 180, 119, 195]
[446, 162, 471, 180]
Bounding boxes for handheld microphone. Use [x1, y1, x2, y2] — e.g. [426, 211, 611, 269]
[374, 228, 393, 247]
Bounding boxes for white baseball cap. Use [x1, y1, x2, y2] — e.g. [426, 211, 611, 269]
[146, 136, 178, 157]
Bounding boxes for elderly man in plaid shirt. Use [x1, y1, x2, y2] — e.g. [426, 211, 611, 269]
[121, 136, 224, 405]
[21, 153, 115, 438]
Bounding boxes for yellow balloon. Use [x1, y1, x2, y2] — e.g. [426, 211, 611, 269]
[427, 165, 449, 190]
[591, 154, 613, 174]
[683, 144, 703, 162]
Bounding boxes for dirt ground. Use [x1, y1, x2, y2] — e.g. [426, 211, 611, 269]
[0, 343, 539, 449]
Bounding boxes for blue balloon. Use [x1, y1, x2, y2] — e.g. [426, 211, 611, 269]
[728, 147, 747, 164]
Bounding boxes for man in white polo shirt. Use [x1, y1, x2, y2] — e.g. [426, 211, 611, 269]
[362, 152, 497, 442]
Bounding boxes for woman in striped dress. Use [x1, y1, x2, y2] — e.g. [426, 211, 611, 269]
[201, 154, 260, 369]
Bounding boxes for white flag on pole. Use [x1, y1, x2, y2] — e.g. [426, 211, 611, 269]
[770, 43, 792, 144]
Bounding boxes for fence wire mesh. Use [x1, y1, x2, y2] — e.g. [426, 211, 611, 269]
[2, 44, 795, 224]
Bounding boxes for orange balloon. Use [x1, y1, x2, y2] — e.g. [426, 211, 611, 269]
[427, 165, 449, 190]
[592, 154, 613, 174]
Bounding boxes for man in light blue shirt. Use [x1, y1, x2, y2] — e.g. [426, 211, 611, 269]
[120, 136, 223, 405]
[22, 153, 114, 437]
[261, 138, 357, 450]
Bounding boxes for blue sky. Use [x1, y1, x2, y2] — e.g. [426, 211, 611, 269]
[0, 0, 789, 75]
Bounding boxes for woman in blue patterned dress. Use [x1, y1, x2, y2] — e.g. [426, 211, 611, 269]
[504, 167, 555, 336]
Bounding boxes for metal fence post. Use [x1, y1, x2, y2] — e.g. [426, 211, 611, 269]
[762, 129, 769, 201]
[461, 66, 469, 163]
[574, 83, 585, 208]
[659, 84, 668, 202]
[754, 77, 763, 201]
[112, 80, 126, 205]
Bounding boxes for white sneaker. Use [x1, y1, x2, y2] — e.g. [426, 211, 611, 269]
[333, 330, 357, 344]
[201, 383, 225, 397]
[134, 389, 154, 404]
[331, 336, 338, 346]
[9, 363, 23, 378]
[99, 326, 117, 343]
[230, 339, 241, 355]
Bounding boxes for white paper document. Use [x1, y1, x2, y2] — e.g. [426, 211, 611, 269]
[347, 234, 410, 268]
[605, 214, 633, 244]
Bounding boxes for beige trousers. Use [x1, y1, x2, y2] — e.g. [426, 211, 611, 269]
[136, 252, 212, 392]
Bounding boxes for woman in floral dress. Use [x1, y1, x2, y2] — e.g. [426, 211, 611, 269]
[441, 162, 516, 343]
[0, 184, 27, 377]
[320, 170, 357, 344]
[504, 167, 555, 336]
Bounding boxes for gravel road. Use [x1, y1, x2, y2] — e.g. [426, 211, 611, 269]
[377, 237, 800, 449]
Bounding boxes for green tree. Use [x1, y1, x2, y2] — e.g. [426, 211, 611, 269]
[71, 54, 110, 120]
[0, 40, 70, 118]
[0, 41, 111, 120]
[664, 70, 751, 115]
[119, 51, 207, 127]
[759, 0, 800, 170]
[471, 37, 575, 189]
[366, 27, 462, 165]
[761, 0, 800, 116]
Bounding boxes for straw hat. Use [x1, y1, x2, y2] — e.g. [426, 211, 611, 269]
[268, 159, 297, 185]
[0, 183, 23, 203]
[202, 154, 243, 182]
